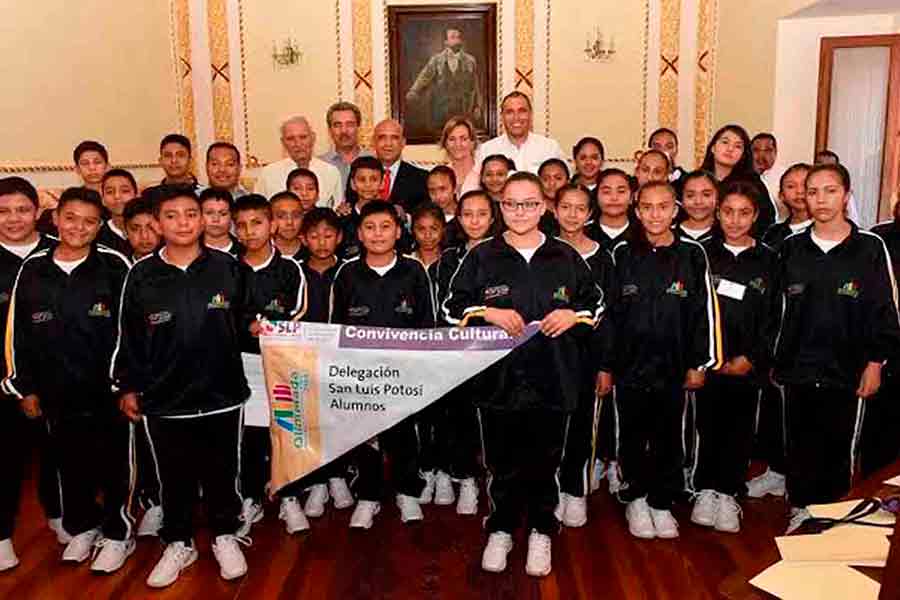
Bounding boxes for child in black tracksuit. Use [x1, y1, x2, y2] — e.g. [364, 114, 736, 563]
[610, 181, 721, 540]
[774, 164, 900, 533]
[3, 187, 133, 572]
[329, 200, 434, 529]
[112, 186, 252, 588]
[691, 182, 777, 534]
[444, 173, 606, 578]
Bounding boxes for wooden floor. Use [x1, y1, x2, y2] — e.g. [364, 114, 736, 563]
[0, 465, 804, 600]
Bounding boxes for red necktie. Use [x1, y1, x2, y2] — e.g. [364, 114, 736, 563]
[380, 168, 392, 200]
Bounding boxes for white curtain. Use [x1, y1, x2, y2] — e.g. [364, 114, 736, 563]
[827, 46, 890, 228]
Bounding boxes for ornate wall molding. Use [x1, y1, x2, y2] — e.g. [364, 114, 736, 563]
[693, 0, 718, 166]
[207, 0, 234, 142]
[658, 0, 680, 130]
[353, 0, 374, 147]
[174, 0, 197, 154]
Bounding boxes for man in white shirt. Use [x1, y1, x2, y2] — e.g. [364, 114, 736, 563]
[254, 116, 343, 208]
[475, 92, 564, 174]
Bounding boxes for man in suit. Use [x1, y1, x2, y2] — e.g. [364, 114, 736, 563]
[372, 119, 429, 215]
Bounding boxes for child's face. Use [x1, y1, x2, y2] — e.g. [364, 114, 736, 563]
[160, 143, 191, 180]
[358, 212, 400, 256]
[158, 197, 204, 247]
[598, 174, 631, 220]
[288, 176, 319, 212]
[682, 177, 717, 223]
[304, 221, 341, 260]
[235, 208, 274, 253]
[500, 180, 544, 235]
[806, 170, 848, 224]
[201, 199, 232, 238]
[459, 195, 493, 241]
[413, 214, 443, 253]
[712, 130, 744, 169]
[125, 213, 161, 258]
[540, 164, 568, 201]
[351, 168, 384, 204]
[272, 198, 303, 242]
[53, 200, 102, 251]
[555, 190, 591, 235]
[650, 132, 678, 163]
[101, 176, 137, 217]
[206, 146, 241, 190]
[0, 193, 37, 244]
[575, 144, 603, 181]
[76, 151, 108, 186]
[427, 174, 455, 211]
[636, 187, 677, 237]
[482, 161, 509, 196]
[780, 169, 809, 213]
[636, 154, 669, 187]
[718, 194, 757, 243]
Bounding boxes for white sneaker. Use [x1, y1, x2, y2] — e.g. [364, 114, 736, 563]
[456, 478, 479, 515]
[554, 493, 568, 522]
[237, 498, 264, 537]
[649, 508, 679, 539]
[691, 489, 719, 527]
[304, 484, 329, 518]
[481, 532, 513, 573]
[525, 530, 552, 577]
[396, 494, 424, 523]
[625, 498, 655, 539]
[328, 478, 354, 509]
[146, 541, 198, 588]
[434, 471, 455, 506]
[607, 461, 622, 494]
[786, 506, 811, 534]
[62, 528, 100, 562]
[746, 468, 786, 498]
[590, 459, 606, 493]
[715, 494, 742, 533]
[212, 534, 250, 581]
[279, 497, 310, 534]
[419, 471, 435, 504]
[349, 500, 380, 529]
[137, 505, 163, 537]
[90, 538, 136, 573]
[0, 539, 18, 571]
[48, 517, 73, 545]
[562, 495, 588, 528]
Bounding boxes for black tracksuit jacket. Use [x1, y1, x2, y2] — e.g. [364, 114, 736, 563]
[111, 247, 251, 416]
[242, 249, 307, 354]
[872, 219, 900, 379]
[96, 221, 133, 258]
[301, 259, 342, 323]
[585, 221, 635, 253]
[762, 220, 812, 250]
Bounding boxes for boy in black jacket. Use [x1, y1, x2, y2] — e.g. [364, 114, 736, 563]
[113, 186, 252, 588]
[329, 200, 434, 529]
[98, 169, 138, 256]
[3, 187, 133, 572]
[443, 173, 607, 578]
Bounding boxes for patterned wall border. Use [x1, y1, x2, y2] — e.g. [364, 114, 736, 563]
[353, 0, 374, 147]
[207, 0, 234, 142]
[658, 0, 680, 130]
[515, 0, 534, 99]
[693, 0, 717, 167]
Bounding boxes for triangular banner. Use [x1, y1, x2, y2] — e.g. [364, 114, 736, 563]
[260, 321, 539, 492]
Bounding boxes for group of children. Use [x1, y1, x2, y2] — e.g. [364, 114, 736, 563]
[0, 121, 897, 587]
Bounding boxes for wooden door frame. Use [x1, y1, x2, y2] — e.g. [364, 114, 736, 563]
[816, 34, 900, 220]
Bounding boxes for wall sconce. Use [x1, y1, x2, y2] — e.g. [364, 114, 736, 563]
[584, 28, 616, 63]
[273, 38, 303, 70]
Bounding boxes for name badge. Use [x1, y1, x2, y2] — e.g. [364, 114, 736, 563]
[716, 278, 746, 301]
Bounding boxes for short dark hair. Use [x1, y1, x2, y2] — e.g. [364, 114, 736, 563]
[636, 180, 677, 204]
[815, 149, 841, 164]
[153, 185, 199, 216]
[481, 154, 515, 172]
[73, 140, 109, 165]
[57, 186, 104, 213]
[101, 168, 138, 193]
[573, 137, 605, 161]
[300, 207, 341, 235]
[500, 91, 532, 112]
[597, 168, 633, 189]
[160, 134, 192, 155]
[681, 169, 719, 193]
[326, 101, 362, 127]
[639, 148, 672, 171]
[0, 176, 38, 207]
[720, 180, 760, 211]
[428, 165, 457, 190]
[349, 155, 384, 180]
[538, 158, 570, 179]
[751, 133, 777, 149]
[648, 127, 679, 148]
[286, 168, 319, 192]
[807, 163, 851, 191]
[206, 141, 240, 163]
[198, 187, 234, 210]
[270, 190, 302, 207]
[123, 195, 155, 223]
[555, 184, 591, 208]
[359, 199, 402, 227]
[779, 162, 812, 192]
[411, 202, 447, 229]
[233, 193, 272, 218]
[502, 171, 543, 195]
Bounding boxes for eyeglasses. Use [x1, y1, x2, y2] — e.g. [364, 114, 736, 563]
[500, 200, 543, 213]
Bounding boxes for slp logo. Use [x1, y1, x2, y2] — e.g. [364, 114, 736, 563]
[837, 280, 860, 299]
[147, 311, 172, 326]
[484, 284, 510, 301]
[348, 305, 370, 318]
[88, 302, 111, 318]
[31, 311, 53, 324]
[272, 371, 310, 449]
[622, 284, 639, 297]
[552, 286, 570, 303]
[395, 298, 414, 315]
[666, 281, 688, 298]
[748, 277, 767, 294]
[264, 297, 286, 314]
[208, 292, 230, 309]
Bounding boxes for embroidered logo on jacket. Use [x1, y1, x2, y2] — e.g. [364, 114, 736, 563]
[264, 297, 286, 314]
[665, 281, 688, 298]
[348, 305, 370, 318]
[748, 277, 767, 294]
[552, 286, 570, 303]
[837, 280, 860, 298]
[208, 292, 230, 310]
[622, 284, 639, 297]
[787, 283, 806, 296]
[31, 310, 53, 324]
[88, 302, 111, 318]
[147, 311, 173, 326]
[394, 298, 414, 315]
[483, 284, 510, 301]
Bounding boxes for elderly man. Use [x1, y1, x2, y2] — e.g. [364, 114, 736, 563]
[370, 119, 428, 214]
[206, 142, 249, 198]
[319, 101, 372, 186]
[475, 92, 563, 174]
[255, 116, 343, 207]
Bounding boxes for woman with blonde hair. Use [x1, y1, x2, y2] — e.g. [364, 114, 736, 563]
[440, 116, 480, 196]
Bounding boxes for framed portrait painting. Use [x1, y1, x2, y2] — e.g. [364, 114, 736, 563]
[388, 4, 498, 145]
